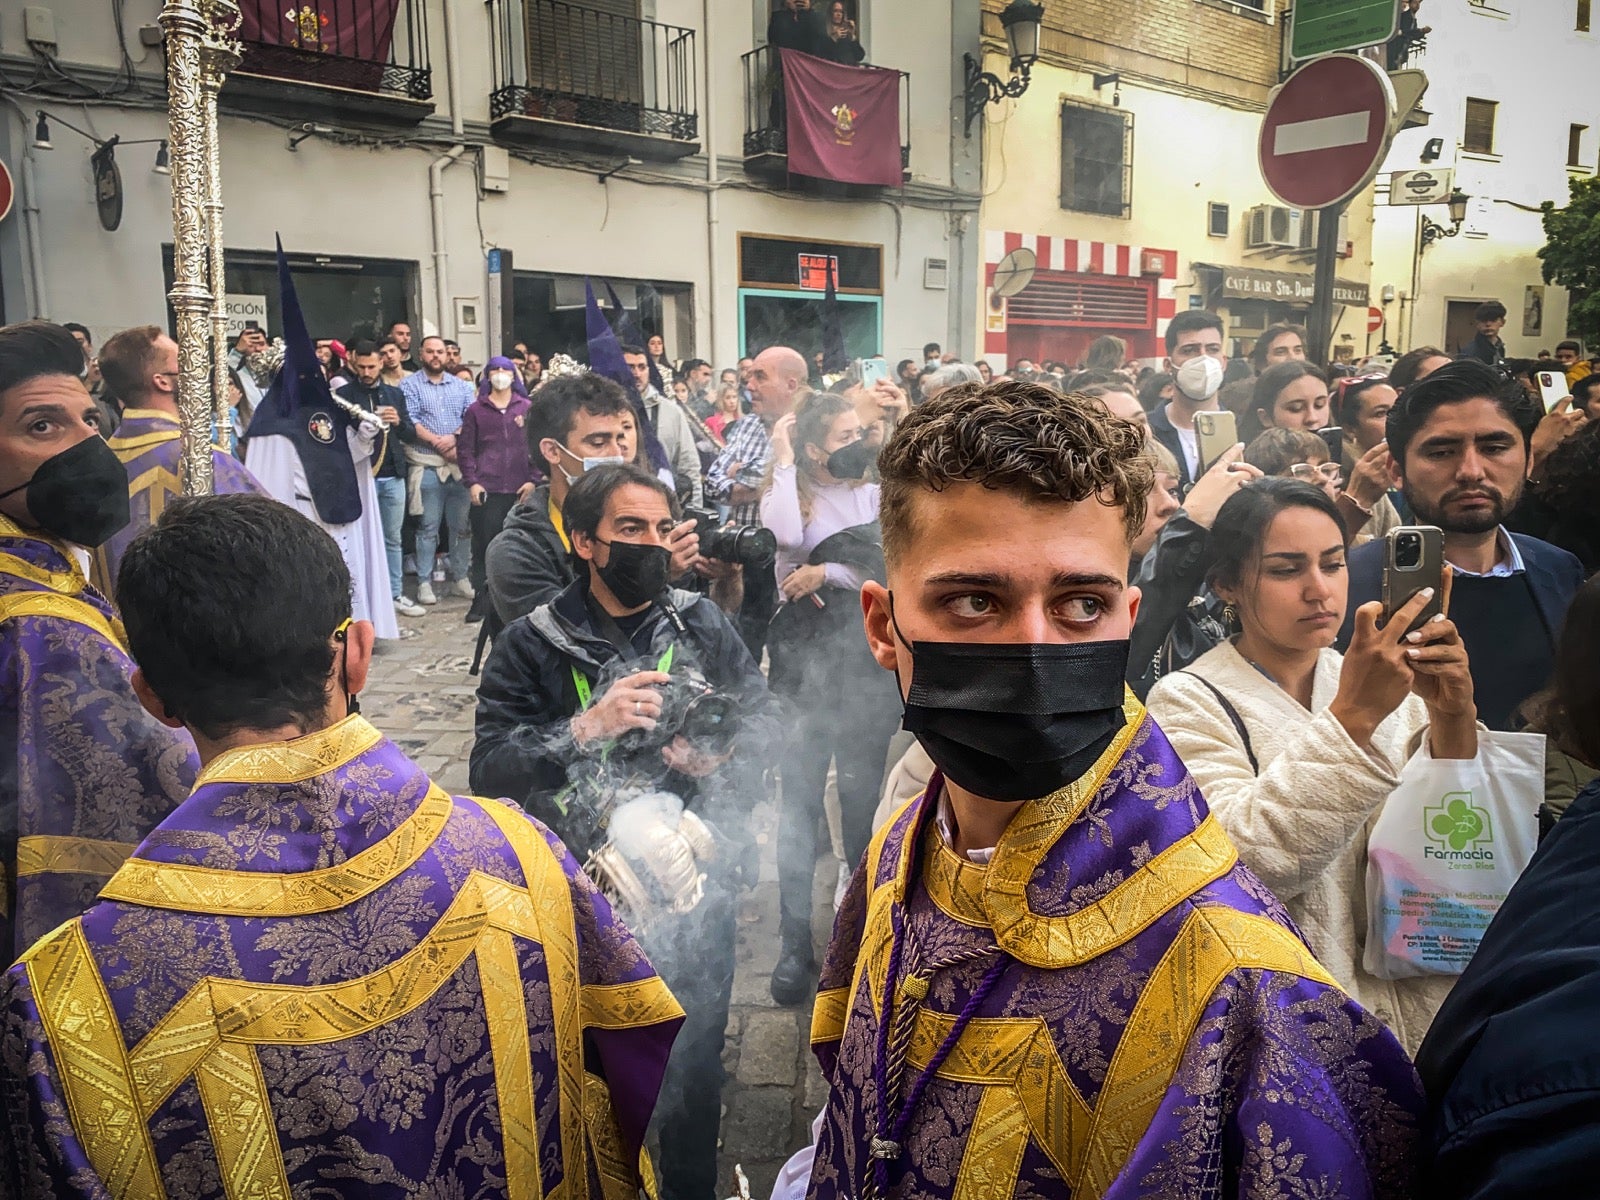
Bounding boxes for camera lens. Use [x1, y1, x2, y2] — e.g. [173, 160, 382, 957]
[1395, 533, 1422, 570]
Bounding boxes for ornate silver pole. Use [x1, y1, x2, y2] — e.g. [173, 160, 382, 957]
[205, 86, 229, 433]
[159, 0, 239, 496]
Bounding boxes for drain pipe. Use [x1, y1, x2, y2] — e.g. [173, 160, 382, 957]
[20, 152, 47, 318]
[701, 0, 721, 364]
[428, 0, 468, 340]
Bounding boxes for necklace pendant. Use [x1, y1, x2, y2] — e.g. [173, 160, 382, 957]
[870, 1137, 902, 1161]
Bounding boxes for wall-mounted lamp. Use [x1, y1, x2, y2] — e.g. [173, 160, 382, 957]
[152, 141, 171, 175]
[31, 111, 170, 230]
[1420, 189, 1470, 248]
[962, 0, 1045, 138]
[1093, 71, 1121, 107]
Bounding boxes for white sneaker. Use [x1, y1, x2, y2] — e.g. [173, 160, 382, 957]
[416, 582, 438, 605]
[394, 595, 427, 618]
[453, 579, 476, 601]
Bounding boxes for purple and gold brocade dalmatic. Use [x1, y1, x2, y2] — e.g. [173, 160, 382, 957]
[0, 515, 197, 965]
[807, 694, 1425, 1200]
[0, 715, 684, 1200]
[91, 407, 266, 600]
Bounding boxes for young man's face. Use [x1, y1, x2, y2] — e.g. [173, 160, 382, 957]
[419, 338, 447, 372]
[863, 483, 1141, 696]
[380, 344, 403, 371]
[574, 484, 675, 572]
[0, 373, 104, 529]
[1479, 315, 1506, 336]
[350, 353, 382, 387]
[1556, 346, 1579, 367]
[1166, 325, 1226, 373]
[444, 343, 462, 367]
[623, 352, 652, 394]
[690, 364, 713, 389]
[1398, 397, 1527, 536]
[542, 408, 634, 475]
[1262, 330, 1306, 365]
[390, 324, 412, 351]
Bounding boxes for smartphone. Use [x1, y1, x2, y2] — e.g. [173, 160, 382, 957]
[1537, 370, 1571, 413]
[1382, 526, 1445, 636]
[1193, 410, 1237, 475]
[1318, 425, 1344, 467]
[859, 357, 890, 390]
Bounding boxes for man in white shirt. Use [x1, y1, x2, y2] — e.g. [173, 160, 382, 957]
[1148, 310, 1227, 488]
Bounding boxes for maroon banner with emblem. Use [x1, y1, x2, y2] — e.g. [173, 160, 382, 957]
[240, 0, 401, 61]
[780, 49, 902, 188]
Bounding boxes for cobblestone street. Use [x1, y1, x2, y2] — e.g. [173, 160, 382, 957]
[366, 595, 826, 1200]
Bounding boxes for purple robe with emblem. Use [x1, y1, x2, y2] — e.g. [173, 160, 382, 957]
[92, 407, 266, 601]
[0, 715, 683, 1200]
[807, 696, 1424, 1200]
[0, 517, 197, 964]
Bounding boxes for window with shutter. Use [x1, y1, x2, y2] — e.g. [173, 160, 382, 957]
[1571, 124, 1589, 168]
[1463, 98, 1497, 154]
[1579, 0, 1592, 31]
[1007, 275, 1155, 329]
[1060, 101, 1133, 217]
[528, 0, 643, 104]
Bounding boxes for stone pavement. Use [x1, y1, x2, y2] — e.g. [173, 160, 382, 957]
[367, 594, 830, 1200]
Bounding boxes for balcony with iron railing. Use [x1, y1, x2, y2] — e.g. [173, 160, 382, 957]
[486, 0, 700, 159]
[741, 44, 909, 188]
[224, 0, 434, 125]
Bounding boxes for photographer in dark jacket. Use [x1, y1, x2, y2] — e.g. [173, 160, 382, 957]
[470, 462, 779, 1200]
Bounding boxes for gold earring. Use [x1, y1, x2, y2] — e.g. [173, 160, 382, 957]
[1221, 602, 1237, 626]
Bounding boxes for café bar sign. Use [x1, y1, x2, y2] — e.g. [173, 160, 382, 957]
[1207, 263, 1369, 308]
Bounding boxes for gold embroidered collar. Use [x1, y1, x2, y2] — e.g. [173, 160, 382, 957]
[906, 692, 1239, 970]
[196, 713, 384, 787]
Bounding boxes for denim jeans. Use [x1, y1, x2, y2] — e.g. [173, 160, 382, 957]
[416, 472, 471, 583]
[374, 476, 407, 599]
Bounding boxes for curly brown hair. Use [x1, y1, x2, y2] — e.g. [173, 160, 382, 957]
[878, 381, 1154, 563]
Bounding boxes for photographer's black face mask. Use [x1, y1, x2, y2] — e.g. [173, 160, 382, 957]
[593, 538, 672, 609]
[889, 596, 1129, 803]
[0, 435, 131, 549]
[824, 438, 877, 481]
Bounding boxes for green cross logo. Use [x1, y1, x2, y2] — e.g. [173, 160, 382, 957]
[1424, 791, 1493, 852]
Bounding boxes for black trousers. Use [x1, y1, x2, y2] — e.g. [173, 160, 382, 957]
[469, 492, 519, 593]
[737, 563, 779, 661]
[646, 879, 737, 1200]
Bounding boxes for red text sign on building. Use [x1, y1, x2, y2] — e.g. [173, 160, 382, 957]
[798, 254, 841, 291]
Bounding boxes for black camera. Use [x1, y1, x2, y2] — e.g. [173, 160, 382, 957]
[617, 664, 740, 758]
[683, 506, 777, 569]
[1394, 531, 1424, 569]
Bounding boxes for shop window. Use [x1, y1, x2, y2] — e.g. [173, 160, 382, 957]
[1060, 100, 1133, 217]
[1463, 97, 1497, 155]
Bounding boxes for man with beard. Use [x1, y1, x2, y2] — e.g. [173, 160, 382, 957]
[1339, 360, 1584, 729]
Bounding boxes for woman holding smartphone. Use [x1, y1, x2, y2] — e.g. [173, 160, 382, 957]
[1146, 478, 1478, 1053]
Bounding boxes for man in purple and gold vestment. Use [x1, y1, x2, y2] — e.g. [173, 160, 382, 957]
[796, 383, 1425, 1200]
[0, 321, 198, 965]
[90, 322, 265, 602]
[0, 493, 683, 1199]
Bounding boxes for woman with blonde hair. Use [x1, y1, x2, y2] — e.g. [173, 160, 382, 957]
[759, 390, 898, 1004]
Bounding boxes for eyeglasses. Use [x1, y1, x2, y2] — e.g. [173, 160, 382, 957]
[1333, 371, 1388, 394]
[1288, 462, 1343, 483]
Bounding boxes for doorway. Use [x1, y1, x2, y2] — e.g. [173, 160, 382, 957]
[1445, 299, 1491, 358]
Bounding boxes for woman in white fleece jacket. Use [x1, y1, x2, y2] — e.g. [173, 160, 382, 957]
[1147, 478, 1479, 1055]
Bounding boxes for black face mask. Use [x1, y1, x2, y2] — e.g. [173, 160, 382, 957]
[594, 539, 673, 609]
[825, 438, 877, 481]
[891, 599, 1130, 803]
[0, 435, 131, 549]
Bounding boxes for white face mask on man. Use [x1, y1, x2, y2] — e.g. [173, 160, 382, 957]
[1175, 355, 1224, 402]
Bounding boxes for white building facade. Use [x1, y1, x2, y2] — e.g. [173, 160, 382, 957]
[1371, 0, 1600, 358]
[0, 0, 981, 370]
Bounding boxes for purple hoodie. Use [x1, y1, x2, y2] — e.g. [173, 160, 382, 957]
[458, 360, 537, 493]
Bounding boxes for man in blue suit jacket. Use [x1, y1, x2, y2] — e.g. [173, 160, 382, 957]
[1339, 360, 1585, 730]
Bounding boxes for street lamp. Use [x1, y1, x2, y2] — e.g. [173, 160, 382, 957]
[962, 0, 1044, 138]
[1421, 188, 1470, 248]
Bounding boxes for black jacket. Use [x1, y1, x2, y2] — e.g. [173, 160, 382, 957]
[1147, 401, 1195, 489]
[339, 379, 416, 479]
[767, 7, 827, 54]
[470, 579, 781, 851]
[1416, 777, 1600, 1199]
[1458, 331, 1506, 368]
[484, 485, 575, 625]
[1126, 512, 1216, 698]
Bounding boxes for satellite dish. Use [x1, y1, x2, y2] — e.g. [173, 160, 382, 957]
[992, 247, 1037, 298]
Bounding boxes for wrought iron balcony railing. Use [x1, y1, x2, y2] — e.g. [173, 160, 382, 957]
[234, 0, 432, 103]
[740, 44, 910, 181]
[488, 0, 699, 156]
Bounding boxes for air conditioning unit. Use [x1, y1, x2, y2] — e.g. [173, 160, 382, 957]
[1246, 204, 1299, 249]
[923, 257, 949, 290]
[1297, 210, 1354, 256]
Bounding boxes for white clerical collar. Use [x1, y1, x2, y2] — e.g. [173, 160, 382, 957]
[935, 790, 996, 865]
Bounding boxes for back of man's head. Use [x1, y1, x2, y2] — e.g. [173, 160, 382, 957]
[118, 494, 352, 741]
[1386, 359, 1537, 465]
[877, 381, 1153, 565]
[1164, 310, 1224, 355]
[920, 362, 982, 400]
[527, 373, 631, 454]
[98, 325, 165, 405]
[0, 322, 86, 405]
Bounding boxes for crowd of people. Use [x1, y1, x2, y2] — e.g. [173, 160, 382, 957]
[5, 286, 1600, 1200]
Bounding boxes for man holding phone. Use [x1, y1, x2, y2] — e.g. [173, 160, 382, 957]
[1339, 361, 1584, 729]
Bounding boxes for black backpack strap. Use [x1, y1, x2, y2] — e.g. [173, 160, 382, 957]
[1180, 673, 1259, 775]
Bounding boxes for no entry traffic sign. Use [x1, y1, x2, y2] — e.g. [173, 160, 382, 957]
[1367, 306, 1384, 333]
[1259, 54, 1397, 211]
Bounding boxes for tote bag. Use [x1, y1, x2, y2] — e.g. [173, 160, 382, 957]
[1363, 730, 1545, 980]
